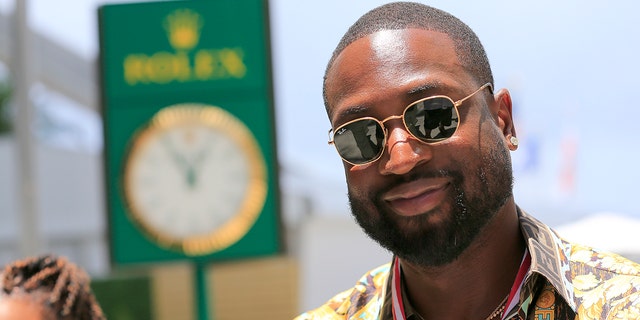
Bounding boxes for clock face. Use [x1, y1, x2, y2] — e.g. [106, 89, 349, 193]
[122, 104, 267, 256]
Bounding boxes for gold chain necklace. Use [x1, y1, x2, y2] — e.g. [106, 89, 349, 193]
[484, 295, 509, 320]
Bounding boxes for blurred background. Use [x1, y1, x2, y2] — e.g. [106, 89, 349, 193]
[0, 0, 639, 319]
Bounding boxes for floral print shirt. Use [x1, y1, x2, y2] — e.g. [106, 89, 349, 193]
[294, 209, 640, 319]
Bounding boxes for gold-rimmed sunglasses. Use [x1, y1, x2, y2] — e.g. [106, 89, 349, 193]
[328, 83, 493, 165]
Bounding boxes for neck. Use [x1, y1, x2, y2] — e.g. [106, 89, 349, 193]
[399, 202, 525, 320]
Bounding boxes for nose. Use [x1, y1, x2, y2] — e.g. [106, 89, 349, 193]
[378, 123, 432, 175]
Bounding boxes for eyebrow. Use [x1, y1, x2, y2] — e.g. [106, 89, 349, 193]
[336, 105, 370, 119]
[407, 82, 441, 95]
[333, 81, 445, 120]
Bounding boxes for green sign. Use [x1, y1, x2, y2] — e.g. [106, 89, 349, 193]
[99, 0, 281, 266]
[92, 275, 153, 319]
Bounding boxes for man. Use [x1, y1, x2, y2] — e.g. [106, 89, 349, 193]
[295, 2, 640, 320]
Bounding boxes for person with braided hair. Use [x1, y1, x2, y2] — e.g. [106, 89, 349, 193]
[0, 254, 106, 320]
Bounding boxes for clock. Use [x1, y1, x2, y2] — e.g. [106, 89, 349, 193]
[121, 103, 267, 256]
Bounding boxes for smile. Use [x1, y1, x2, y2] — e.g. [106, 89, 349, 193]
[382, 178, 450, 217]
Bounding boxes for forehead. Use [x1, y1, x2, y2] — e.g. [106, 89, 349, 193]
[0, 296, 46, 320]
[325, 28, 469, 121]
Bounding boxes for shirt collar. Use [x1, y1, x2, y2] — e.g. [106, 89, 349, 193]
[400, 277, 422, 320]
[383, 258, 423, 320]
[517, 208, 577, 310]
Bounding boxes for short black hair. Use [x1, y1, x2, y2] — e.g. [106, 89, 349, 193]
[324, 1, 494, 110]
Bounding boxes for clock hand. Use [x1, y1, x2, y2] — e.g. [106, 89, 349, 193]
[186, 165, 197, 188]
[183, 134, 217, 189]
[161, 137, 189, 169]
[161, 137, 195, 187]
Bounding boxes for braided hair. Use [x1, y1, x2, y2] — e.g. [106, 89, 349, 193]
[0, 254, 106, 320]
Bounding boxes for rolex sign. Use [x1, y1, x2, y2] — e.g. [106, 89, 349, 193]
[99, 0, 282, 265]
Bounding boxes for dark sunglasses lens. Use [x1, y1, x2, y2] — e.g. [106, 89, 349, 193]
[333, 119, 385, 164]
[404, 97, 458, 142]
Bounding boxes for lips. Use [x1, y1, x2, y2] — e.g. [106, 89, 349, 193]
[382, 178, 450, 217]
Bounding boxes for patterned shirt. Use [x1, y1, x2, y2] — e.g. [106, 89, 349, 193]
[294, 209, 640, 319]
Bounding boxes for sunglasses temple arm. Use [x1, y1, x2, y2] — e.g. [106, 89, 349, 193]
[454, 82, 493, 106]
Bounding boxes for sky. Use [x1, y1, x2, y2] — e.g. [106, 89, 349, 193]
[2, 0, 640, 227]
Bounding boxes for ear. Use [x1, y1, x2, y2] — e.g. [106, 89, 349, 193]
[493, 88, 518, 151]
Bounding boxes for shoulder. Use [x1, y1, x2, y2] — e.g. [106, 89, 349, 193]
[569, 242, 640, 276]
[518, 209, 640, 312]
[294, 263, 391, 320]
[567, 242, 640, 319]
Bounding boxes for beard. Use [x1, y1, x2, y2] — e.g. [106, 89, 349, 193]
[347, 139, 514, 267]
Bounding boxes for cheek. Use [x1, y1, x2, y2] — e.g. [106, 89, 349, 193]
[455, 108, 507, 158]
[345, 164, 379, 198]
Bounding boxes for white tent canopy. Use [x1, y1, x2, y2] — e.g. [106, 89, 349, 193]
[554, 212, 640, 261]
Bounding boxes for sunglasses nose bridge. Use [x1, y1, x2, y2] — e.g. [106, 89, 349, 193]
[381, 112, 422, 143]
[379, 114, 403, 125]
[378, 114, 407, 144]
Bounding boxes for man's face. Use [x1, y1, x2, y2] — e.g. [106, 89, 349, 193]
[325, 29, 514, 267]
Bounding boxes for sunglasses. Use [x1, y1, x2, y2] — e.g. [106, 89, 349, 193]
[328, 83, 493, 165]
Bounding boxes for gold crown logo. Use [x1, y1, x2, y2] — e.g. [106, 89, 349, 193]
[163, 9, 203, 51]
